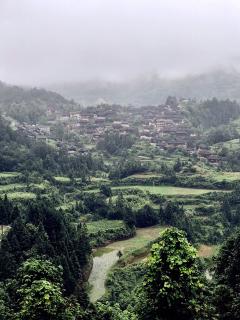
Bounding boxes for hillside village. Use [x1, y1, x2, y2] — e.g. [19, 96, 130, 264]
[9, 97, 222, 166]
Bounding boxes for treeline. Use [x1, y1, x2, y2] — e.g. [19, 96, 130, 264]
[109, 159, 148, 179]
[0, 194, 20, 226]
[97, 131, 136, 155]
[76, 189, 195, 240]
[203, 125, 239, 145]
[186, 98, 240, 128]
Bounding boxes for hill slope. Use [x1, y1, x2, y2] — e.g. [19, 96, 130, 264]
[0, 81, 77, 123]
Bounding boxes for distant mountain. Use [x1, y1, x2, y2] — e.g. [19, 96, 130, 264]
[49, 70, 240, 106]
[0, 81, 77, 123]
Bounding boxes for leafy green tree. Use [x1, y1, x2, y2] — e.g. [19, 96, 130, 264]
[95, 302, 137, 320]
[173, 158, 182, 172]
[214, 229, 240, 319]
[137, 228, 207, 320]
[100, 184, 112, 198]
[135, 205, 158, 227]
[0, 283, 13, 319]
[13, 258, 83, 320]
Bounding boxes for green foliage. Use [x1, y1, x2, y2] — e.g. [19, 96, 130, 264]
[186, 98, 240, 129]
[0, 116, 104, 177]
[11, 258, 83, 320]
[87, 220, 135, 247]
[214, 229, 240, 319]
[100, 184, 112, 197]
[104, 264, 145, 309]
[109, 159, 148, 179]
[137, 228, 208, 320]
[204, 125, 239, 145]
[97, 131, 135, 155]
[0, 81, 74, 124]
[159, 202, 194, 241]
[0, 200, 91, 301]
[95, 302, 137, 320]
[135, 205, 158, 227]
[0, 194, 20, 225]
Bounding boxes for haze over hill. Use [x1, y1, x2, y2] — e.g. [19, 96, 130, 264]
[49, 70, 240, 105]
[1, 0, 240, 100]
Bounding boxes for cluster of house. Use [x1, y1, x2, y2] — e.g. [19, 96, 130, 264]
[138, 104, 194, 151]
[17, 123, 51, 142]
[196, 145, 221, 166]
[15, 101, 222, 166]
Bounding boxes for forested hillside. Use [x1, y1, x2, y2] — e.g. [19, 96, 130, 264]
[0, 81, 77, 123]
[184, 98, 240, 128]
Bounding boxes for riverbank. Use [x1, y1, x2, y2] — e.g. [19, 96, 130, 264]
[88, 225, 163, 302]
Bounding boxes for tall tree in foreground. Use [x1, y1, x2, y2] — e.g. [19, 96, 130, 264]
[214, 229, 240, 319]
[137, 228, 208, 320]
[11, 258, 83, 320]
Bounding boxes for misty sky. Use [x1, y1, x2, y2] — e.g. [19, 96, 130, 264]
[1, 0, 240, 85]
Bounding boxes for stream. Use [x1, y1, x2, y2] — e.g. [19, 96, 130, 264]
[88, 249, 118, 302]
[88, 226, 163, 302]
[88, 226, 214, 303]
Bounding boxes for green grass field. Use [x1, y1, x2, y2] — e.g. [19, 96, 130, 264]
[0, 183, 26, 193]
[87, 185, 224, 196]
[0, 172, 20, 179]
[6, 192, 36, 200]
[124, 172, 162, 180]
[110, 185, 221, 195]
[54, 176, 71, 183]
[181, 164, 240, 183]
[87, 220, 124, 234]
[106, 225, 164, 253]
[211, 171, 240, 182]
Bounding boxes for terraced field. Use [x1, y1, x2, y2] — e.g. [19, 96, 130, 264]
[87, 220, 124, 235]
[110, 185, 222, 195]
[0, 184, 25, 193]
[6, 192, 36, 200]
[0, 172, 20, 179]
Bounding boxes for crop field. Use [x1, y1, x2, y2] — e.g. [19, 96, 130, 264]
[124, 172, 162, 180]
[54, 176, 71, 183]
[110, 185, 221, 195]
[0, 172, 20, 179]
[87, 185, 224, 196]
[0, 183, 48, 192]
[6, 192, 36, 200]
[86, 220, 125, 235]
[191, 165, 240, 182]
[211, 171, 240, 182]
[0, 183, 26, 193]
